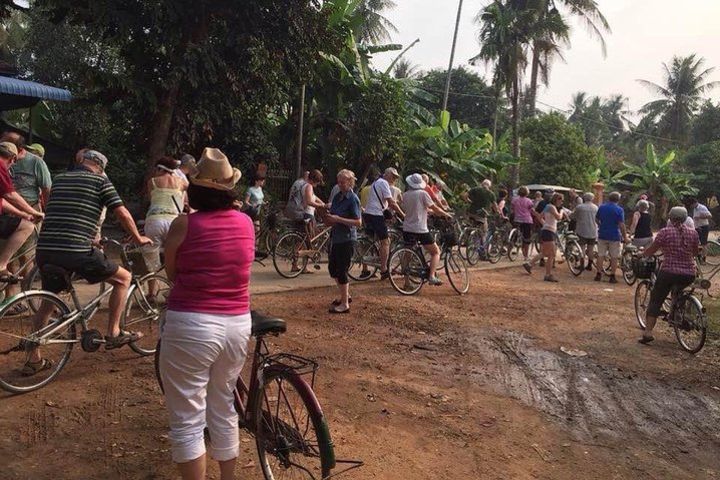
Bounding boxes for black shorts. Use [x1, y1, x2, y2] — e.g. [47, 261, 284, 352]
[516, 223, 532, 243]
[0, 214, 21, 239]
[696, 226, 710, 246]
[36, 248, 119, 292]
[540, 229, 556, 242]
[363, 213, 389, 240]
[646, 270, 695, 317]
[578, 236, 597, 246]
[402, 231, 435, 246]
[328, 241, 354, 285]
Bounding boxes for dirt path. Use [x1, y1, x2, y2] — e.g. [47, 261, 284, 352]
[1, 266, 719, 479]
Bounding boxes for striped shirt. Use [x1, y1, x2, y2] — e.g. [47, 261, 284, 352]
[38, 168, 123, 252]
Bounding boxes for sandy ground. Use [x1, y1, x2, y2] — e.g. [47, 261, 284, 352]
[0, 264, 719, 480]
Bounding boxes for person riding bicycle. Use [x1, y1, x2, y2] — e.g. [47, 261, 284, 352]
[363, 167, 404, 280]
[571, 192, 599, 272]
[638, 206, 700, 345]
[24, 150, 152, 375]
[402, 173, 451, 286]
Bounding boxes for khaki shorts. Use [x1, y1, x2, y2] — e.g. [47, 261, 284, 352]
[597, 239, 622, 259]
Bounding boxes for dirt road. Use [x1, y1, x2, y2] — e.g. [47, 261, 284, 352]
[1, 266, 719, 479]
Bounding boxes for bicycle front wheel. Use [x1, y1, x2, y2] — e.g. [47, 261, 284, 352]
[348, 238, 379, 282]
[445, 251, 469, 294]
[506, 229, 520, 262]
[122, 273, 171, 356]
[388, 247, 425, 296]
[0, 292, 74, 394]
[273, 232, 308, 279]
[464, 229, 482, 266]
[565, 240, 585, 277]
[634, 280, 651, 329]
[254, 367, 335, 480]
[673, 294, 707, 354]
[486, 234, 502, 264]
[622, 251, 637, 286]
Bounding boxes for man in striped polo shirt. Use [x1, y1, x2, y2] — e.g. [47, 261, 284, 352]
[23, 150, 151, 375]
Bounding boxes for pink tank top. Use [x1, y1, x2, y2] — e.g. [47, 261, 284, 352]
[168, 209, 254, 315]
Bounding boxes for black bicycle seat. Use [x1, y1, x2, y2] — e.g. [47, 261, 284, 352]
[39, 264, 72, 292]
[251, 310, 287, 337]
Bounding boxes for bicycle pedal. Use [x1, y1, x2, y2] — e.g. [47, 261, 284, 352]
[313, 264, 321, 270]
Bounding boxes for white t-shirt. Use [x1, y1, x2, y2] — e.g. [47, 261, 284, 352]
[694, 203, 711, 227]
[364, 178, 392, 216]
[402, 189, 434, 234]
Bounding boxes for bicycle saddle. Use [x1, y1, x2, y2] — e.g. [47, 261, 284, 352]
[251, 310, 286, 336]
[40, 264, 72, 292]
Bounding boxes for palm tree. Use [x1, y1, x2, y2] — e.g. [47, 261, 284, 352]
[526, 0, 610, 114]
[638, 54, 720, 145]
[355, 0, 398, 44]
[471, 0, 532, 184]
[568, 91, 588, 121]
[393, 58, 419, 79]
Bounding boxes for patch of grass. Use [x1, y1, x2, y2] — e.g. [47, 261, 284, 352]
[704, 297, 720, 340]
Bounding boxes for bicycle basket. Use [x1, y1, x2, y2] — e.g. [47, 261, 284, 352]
[631, 256, 657, 279]
[441, 231, 458, 247]
[125, 248, 151, 276]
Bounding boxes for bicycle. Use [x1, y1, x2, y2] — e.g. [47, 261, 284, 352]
[387, 228, 469, 296]
[0, 239, 170, 393]
[154, 311, 362, 480]
[273, 222, 332, 278]
[254, 206, 290, 258]
[633, 256, 708, 353]
[0, 226, 40, 305]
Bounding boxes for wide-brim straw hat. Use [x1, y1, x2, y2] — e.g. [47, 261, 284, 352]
[190, 147, 241, 191]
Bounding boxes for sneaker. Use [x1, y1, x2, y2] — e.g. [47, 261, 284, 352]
[544, 275, 559, 283]
[380, 271, 390, 280]
[428, 276, 443, 286]
[585, 263, 593, 271]
[608, 275, 618, 284]
[523, 263, 532, 274]
[594, 272, 602, 282]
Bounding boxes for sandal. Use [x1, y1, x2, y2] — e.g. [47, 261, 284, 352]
[328, 306, 350, 314]
[19, 358, 53, 376]
[638, 335, 655, 345]
[0, 270, 20, 284]
[5, 303, 28, 316]
[105, 330, 143, 350]
[331, 298, 353, 307]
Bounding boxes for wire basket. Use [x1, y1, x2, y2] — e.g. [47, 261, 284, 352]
[632, 256, 657, 280]
[125, 248, 151, 276]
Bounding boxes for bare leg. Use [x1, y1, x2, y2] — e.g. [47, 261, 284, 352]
[177, 455, 206, 480]
[219, 458, 237, 480]
[522, 242, 529, 259]
[0, 220, 33, 272]
[379, 238, 390, 274]
[27, 300, 57, 363]
[609, 257, 619, 277]
[106, 267, 132, 337]
[544, 247, 555, 278]
[336, 280, 350, 310]
[426, 243, 441, 279]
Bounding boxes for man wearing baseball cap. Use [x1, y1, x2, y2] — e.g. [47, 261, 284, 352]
[23, 150, 152, 374]
[363, 166, 404, 279]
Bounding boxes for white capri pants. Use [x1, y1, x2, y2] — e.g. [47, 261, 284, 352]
[142, 218, 174, 272]
[159, 309, 251, 463]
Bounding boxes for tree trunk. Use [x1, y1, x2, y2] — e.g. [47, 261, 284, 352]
[146, 81, 181, 166]
[510, 77, 521, 187]
[527, 45, 540, 117]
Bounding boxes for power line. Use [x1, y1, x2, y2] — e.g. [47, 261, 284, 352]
[420, 86, 681, 145]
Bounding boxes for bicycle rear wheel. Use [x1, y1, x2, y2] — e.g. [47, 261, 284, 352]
[463, 229, 482, 266]
[273, 232, 308, 279]
[0, 292, 74, 394]
[445, 251, 469, 294]
[254, 367, 334, 480]
[506, 229, 521, 262]
[486, 233, 502, 264]
[634, 280, 651, 329]
[622, 251, 637, 286]
[565, 240, 585, 276]
[348, 238, 379, 282]
[121, 274, 171, 356]
[673, 294, 707, 354]
[388, 248, 425, 295]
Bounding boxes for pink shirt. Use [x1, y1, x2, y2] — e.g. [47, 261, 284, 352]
[168, 209, 255, 315]
[512, 196, 534, 224]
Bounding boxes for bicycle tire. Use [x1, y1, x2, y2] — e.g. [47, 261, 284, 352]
[154, 339, 163, 393]
[273, 232, 308, 279]
[486, 234, 502, 264]
[506, 229, 521, 262]
[388, 247, 425, 296]
[634, 280, 651, 330]
[348, 238, 380, 282]
[121, 273, 171, 356]
[565, 240, 585, 277]
[0, 292, 74, 394]
[254, 366, 335, 480]
[463, 229, 482, 266]
[622, 251, 637, 286]
[445, 251, 469, 294]
[673, 294, 707, 354]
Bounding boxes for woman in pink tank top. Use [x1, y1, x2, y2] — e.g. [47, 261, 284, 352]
[159, 148, 254, 480]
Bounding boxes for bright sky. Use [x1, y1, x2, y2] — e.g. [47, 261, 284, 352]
[373, 0, 720, 116]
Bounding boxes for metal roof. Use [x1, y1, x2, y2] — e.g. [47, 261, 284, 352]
[0, 76, 72, 102]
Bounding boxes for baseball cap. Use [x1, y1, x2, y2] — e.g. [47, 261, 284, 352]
[83, 150, 108, 170]
[27, 143, 45, 157]
[384, 167, 400, 178]
[0, 142, 18, 157]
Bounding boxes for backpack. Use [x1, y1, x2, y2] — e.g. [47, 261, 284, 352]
[284, 179, 306, 220]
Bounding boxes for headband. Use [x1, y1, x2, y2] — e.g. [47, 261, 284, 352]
[157, 164, 175, 173]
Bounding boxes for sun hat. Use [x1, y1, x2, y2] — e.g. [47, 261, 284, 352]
[0, 141, 18, 157]
[384, 167, 400, 178]
[190, 147, 241, 191]
[405, 173, 426, 190]
[83, 150, 108, 170]
[27, 143, 45, 158]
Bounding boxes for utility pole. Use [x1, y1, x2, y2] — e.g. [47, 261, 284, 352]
[442, 0, 464, 111]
